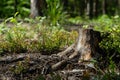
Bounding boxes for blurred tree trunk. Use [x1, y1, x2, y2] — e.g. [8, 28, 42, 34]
[89, 0, 93, 18]
[102, 0, 107, 14]
[85, 0, 93, 19]
[63, 0, 68, 10]
[118, 0, 120, 15]
[30, 0, 46, 18]
[116, 0, 120, 15]
[93, 0, 98, 17]
[85, 0, 90, 17]
[14, 0, 17, 13]
[79, 0, 86, 16]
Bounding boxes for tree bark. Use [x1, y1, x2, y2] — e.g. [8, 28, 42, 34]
[89, 0, 93, 18]
[102, 0, 107, 14]
[85, 0, 93, 18]
[53, 28, 102, 70]
[93, 0, 98, 17]
[116, 0, 120, 15]
[14, 0, 17, 13]
[30, 0, 46, 18]
[85, 0, 90, 17]
[79, 0, 86, 16]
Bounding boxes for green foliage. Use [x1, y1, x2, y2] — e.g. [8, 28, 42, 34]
[17, 0, 30, 18]
[69, 15, 120, 57]
[0, 0, 30, 18]
[93, 15, 120, 54]
[68, 16, 83, 24]
[61, 15, 120, 61]
[0, 17, 29, 53]
[0, 27, 28, 53]
[0, 17, 77, 55]
[26, 19, 77, 54]
[93, 15, 120, 80]
[94, 15, 113, 32]
[68, 15, 120, 80]
[0, 0, 120, 18]
[69, 15, 120, 54]
[45, 0, 67, 25]
[0, 0, 14, 18]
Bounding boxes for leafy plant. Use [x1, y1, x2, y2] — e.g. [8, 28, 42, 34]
[95, 15, 120, 54]
[45, 0, 67, 25]
[0, 16, 78, 55]
[0, 0, 30, 18]
[32, 24, 78, 54]
[17, 0, 30, 18]
[0, 16, 28, 53]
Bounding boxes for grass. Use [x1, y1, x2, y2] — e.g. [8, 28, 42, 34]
[0, 17, 78, 55]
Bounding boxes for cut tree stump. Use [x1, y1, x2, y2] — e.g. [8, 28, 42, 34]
[0, 28, 103, 79]
[52, 28, 102, 70]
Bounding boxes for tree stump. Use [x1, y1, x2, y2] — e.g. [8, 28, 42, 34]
[52, 28, 102, 70]
[0, 28, 103, 79]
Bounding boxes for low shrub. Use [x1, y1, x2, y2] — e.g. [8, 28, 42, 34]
[0, 17, 78, 55]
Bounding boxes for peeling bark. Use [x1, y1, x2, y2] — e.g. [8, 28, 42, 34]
[52, 28, 102, 70]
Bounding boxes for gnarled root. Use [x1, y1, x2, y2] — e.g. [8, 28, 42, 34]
[52, 28, 102, 70]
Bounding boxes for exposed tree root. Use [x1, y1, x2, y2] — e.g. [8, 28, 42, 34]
[52, 28, 102, 70]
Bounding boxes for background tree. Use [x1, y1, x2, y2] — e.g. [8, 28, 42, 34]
[117, 0, 120, 15]
[0, 0, 120, 18]
[30, 0, 46, 18]
[14, 0, 17, 13]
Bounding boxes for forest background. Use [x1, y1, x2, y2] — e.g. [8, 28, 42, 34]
[0, 0, 120, 79]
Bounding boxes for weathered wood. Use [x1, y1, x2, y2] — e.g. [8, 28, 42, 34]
[53, 28, 102, 69]
[58, 28, 101, 61]
[0, 53, 41, 63]
[57, 44, 75, 57]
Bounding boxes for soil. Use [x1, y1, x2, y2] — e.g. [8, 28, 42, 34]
[0, 53, 98, 80]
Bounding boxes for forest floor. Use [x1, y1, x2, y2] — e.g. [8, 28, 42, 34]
[0, 22, 120, 80]
[0, 52, 99, 80]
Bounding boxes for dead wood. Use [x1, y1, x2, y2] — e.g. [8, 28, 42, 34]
[52, 28, 102, 70]
[0, 53, 62, 79]
[0, 53, 41, 63]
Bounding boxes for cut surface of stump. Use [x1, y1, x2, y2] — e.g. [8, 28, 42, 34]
[52, 28, 102, 70]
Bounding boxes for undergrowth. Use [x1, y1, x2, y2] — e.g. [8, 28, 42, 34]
[68, 15, 120, 79]
[0, 15, 120, 79]
[0, 16, 78, 55]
